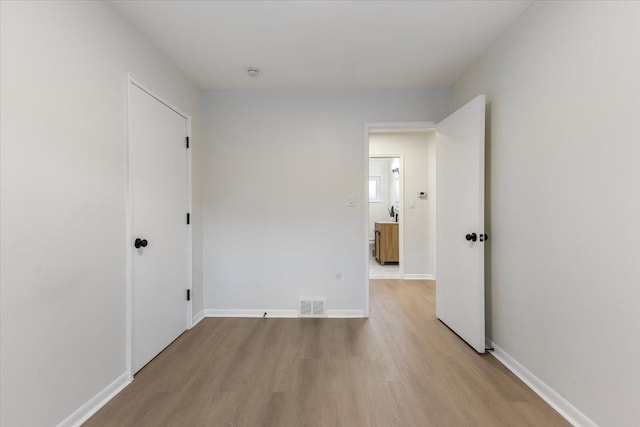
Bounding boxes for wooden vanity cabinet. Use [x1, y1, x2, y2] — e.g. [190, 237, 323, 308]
[374, 222, 399, 265]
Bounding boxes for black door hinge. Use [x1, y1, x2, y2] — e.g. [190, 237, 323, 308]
[186, 136, 190, 149]
[187, 213, 190, 225]
[187, 289, 191, 301]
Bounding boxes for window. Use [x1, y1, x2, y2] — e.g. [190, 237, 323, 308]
[369, 176, 381, 202]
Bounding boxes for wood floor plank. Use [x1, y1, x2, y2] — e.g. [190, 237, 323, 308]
[84, 280, 570, 426]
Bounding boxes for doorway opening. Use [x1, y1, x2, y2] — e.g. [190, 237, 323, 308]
[365, 124, 438, 312]
[364, 95, 486, 354]
[368, 155, 403, 278]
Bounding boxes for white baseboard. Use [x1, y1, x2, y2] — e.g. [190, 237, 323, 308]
[57, 372, 131, 427]
[327, 309, 366, 318]
[204, 309, 298, 318]
[403, 274, 435, 280]
[203, 309, 366, 318]
[369, 275, 402, 280]
[487, 340, 597, 427]
[191, 310, 205, 327]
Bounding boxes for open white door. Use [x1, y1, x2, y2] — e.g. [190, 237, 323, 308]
[129, 83, 190, 373]
[435, 95, 486, 353]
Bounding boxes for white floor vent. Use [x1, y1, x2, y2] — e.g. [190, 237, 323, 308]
[299, 297, 326, 318]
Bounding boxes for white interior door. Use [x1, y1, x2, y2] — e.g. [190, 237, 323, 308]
[130, 83, 189, 373]
[435, 94, 486, 353]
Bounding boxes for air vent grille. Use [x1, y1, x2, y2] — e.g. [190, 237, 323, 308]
[299, 297, 326, 317]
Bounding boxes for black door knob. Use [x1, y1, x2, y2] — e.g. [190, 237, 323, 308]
[465, 233, 477, 242]
[134, 238, 148, 248]
[479, 233, 488, 242]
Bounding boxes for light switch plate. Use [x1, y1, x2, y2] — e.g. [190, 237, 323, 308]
[347, 194, 355, 206]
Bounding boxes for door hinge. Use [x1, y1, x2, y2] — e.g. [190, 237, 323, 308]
[187, 289, 191, 301]
[186, 136, 190, 149]
[187, 213, 190, 225]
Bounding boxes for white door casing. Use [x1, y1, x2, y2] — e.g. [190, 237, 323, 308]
[435, 94, 486, 353]
[129, 80, 190, 373]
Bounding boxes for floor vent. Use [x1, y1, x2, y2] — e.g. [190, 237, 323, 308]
[299, 297, 326, 318]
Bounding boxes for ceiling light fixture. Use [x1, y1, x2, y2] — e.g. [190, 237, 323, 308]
[247, 67, 260, 77]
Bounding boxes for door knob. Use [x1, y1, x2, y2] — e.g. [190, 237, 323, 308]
[479, 233, 488, 242]
[134, 238, 148, 248]
[465, 233, 477, 242]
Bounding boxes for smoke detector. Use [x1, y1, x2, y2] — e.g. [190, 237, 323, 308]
[247, 67, 260, 77]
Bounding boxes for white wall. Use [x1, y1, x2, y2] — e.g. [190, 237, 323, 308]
[201, 89, 450, 312]
[453, 2, 640, 426]
[0, 2, 202, 426]
[370, 132, 435, 277]
[389, 158, 401, 215]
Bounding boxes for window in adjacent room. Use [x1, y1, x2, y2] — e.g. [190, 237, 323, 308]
[369, 176, 381, 202]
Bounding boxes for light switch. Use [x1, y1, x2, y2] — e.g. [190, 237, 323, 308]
[347, 194, 355, 206]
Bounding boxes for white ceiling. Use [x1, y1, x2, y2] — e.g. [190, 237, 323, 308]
[112, 0, 533, 90]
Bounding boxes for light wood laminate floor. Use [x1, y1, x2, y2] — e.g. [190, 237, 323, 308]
[85, 280, 569, 426]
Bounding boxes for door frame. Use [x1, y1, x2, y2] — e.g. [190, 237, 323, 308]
[363, 121, 437, 317]
[125, 74, 192, 380]
[368, 153, 405, 279]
